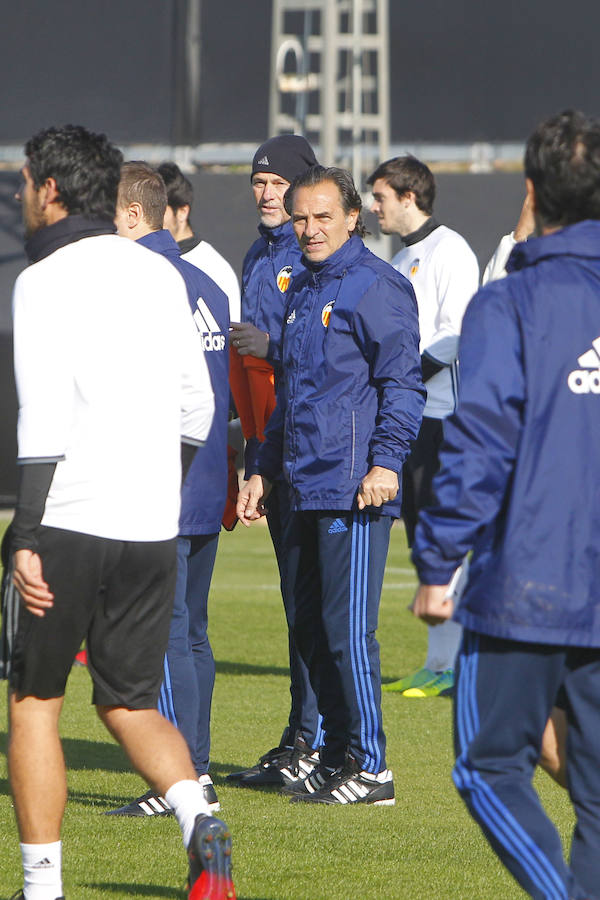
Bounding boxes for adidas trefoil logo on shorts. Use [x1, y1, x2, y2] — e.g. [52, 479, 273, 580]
[568, 336, 600, 393]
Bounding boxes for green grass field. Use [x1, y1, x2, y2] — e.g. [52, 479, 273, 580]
[0, 515, 575, 899]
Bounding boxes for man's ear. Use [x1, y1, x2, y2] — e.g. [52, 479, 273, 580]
[347, 207, 360, 234]
[525, 177, 537, 214]
[176, 204, 190, 225]
[126, 202, 144, 228]
[39, 176, 60, 210]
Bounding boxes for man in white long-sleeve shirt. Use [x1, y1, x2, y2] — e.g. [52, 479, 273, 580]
[368, 155, 479, 697]
[6, 125, 235, 900]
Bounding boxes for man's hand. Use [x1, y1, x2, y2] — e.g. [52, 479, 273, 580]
[236, 474, 272, 526]
[13, 548, 54, 618]
[357, 466, 398, 510]
[230, 322, 269, 358]
[410, 584, 453, 626]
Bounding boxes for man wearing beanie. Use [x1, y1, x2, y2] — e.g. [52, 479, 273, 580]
[227, 135, 322, 788]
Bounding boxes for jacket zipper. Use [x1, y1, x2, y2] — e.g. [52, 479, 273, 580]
[350, 410, 356, 479]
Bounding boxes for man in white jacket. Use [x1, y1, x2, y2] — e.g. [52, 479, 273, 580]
[368, 155, 479, 697]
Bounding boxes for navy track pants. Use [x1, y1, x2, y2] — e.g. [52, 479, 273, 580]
[454, 628, 600, 900]
[266, 482, 322, 748]
[284, 509, 391, 773]
[158, 533, 218, 775]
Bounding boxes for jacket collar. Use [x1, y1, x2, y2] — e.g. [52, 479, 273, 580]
[508, 219, 600, 272]
[258, 219, 296, 245]
[178, 233, 201, 254]
[25, 215, 115, 264]
[304, 234, 365, 278]
[401, 216, 440, 247]
[137, 228, 181, 256]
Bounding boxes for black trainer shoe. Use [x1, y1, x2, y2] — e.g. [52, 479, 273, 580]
[281, 761, 340, 796]
[187, 813, 235, 899]
[106, 775, 220, 817]
[106, 788, 173, 817]
[289, 753, 395, 806]
[225, 727, 292, 782]
[237, 731, 319, 788]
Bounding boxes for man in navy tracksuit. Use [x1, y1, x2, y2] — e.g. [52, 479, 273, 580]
[228, 136, 323, 787]
[412, 110, 600, 899]
[238, 166, 425, 804]
[111, 162, 229, 816]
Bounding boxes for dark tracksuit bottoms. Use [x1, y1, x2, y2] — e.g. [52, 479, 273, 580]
[158, 533, 219, 776]
[266, 480, 322, 749]
[454, 628, 600, 900]
[284, 508, 391, 774]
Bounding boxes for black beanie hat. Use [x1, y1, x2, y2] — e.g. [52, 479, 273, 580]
[251, 134, 317, 183]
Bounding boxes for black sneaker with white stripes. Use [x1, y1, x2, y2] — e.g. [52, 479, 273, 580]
[289, 753, 395, 806]
[281, 762, 339, 797]
[105, 775, 220, 817]
[225, 727, 293, 782]
[235, 731, 319, 788]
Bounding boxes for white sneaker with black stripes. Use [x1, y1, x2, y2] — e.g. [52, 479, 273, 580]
[289, 754, 395, 806]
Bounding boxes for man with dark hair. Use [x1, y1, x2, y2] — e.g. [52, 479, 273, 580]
[226, 135, 323, 789]
[109, 161, 229, 819]
[7, 128, 235, 900]
[238, 165, 425, 805]
[412, 109, 600, 898]
[158, 162, 240, 322]
[367, 155, 479, 698]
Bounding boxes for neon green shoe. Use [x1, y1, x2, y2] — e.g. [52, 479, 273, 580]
[382, 667, 438, 693]
[403, 669, 454, 698]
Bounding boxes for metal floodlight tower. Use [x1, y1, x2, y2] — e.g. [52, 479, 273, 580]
[269, 0, 390, 192]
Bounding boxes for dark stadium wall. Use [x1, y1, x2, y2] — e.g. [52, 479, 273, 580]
[0, 0, 178, 144]
[3, 1, 600, 146]
[388, 0, 600, 142]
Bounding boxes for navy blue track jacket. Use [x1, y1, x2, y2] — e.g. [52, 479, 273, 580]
[241, 219, 303, 369]
[138, 230, 230, 535]
[258, 235, 425, 516]
[413, 219, 600, 646]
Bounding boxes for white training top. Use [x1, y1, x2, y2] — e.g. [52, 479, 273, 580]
[391, 225, 479, 418]
[183, 239, 241, 323]
[481, 232, 517, 285]
[13, 234, 215, 542]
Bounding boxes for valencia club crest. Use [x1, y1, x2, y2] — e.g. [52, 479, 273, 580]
[277, 265, 293, 293]
[321, 300, 335, 328]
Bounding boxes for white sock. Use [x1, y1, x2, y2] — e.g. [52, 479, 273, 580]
[20, 841, 62, 900]
[425, 619, 463, 672]
[165, 779, 210, 849]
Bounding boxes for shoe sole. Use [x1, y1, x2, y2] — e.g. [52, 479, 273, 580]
[188, 817, 235, 900]
[290, 794, 395, 806]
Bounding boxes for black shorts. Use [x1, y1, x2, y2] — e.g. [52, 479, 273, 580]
[10, 526, 177, 708]
[401, 416, 444, 546]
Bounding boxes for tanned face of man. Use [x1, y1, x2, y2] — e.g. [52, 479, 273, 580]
[369, 177, 417, 237]
[291, 180, 359, 263]
[251, 172, 291, 229]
